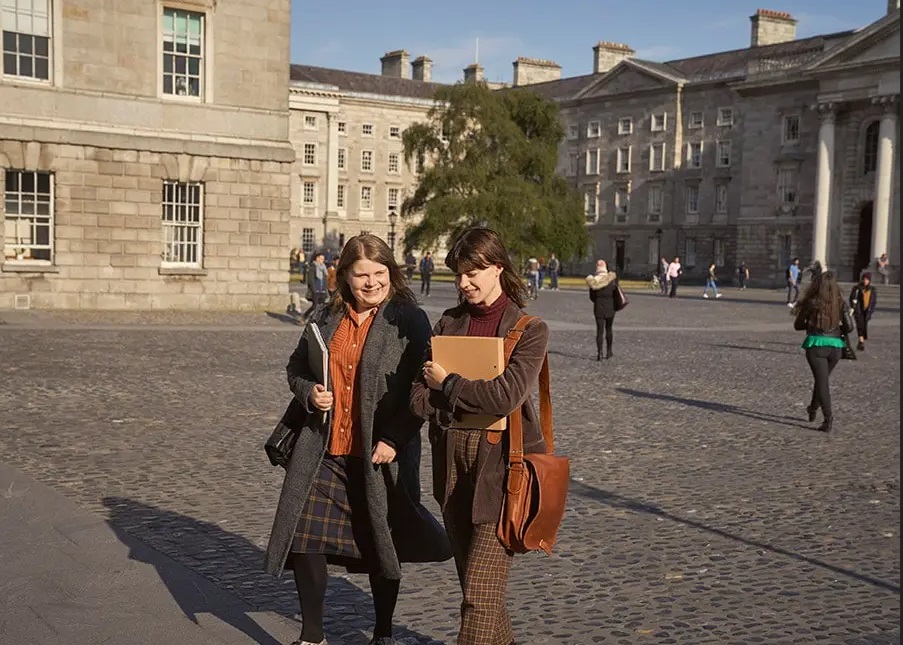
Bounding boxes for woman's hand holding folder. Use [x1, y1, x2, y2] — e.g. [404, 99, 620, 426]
[309, 384, 334, 411]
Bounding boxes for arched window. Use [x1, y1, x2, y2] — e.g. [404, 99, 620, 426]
[863, 121, 880, 174]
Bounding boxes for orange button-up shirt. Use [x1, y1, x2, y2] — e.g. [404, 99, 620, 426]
[327, 305, 378, 457]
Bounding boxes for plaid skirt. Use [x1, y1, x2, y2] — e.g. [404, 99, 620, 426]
[290, 454, 379, 572]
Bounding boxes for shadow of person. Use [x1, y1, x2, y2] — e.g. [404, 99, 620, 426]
[102, 497, 435, 645]
[265, 311, 305, 326]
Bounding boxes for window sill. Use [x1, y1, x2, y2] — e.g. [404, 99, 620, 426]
[159, 267, 208, 277]
[2, 262, 59, 274]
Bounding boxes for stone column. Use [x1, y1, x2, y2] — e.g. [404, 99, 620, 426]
[871, 95, 898, 268]
[325, 112, 339, 215]
[812, 103, 836, 268]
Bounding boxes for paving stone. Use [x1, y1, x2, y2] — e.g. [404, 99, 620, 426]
[0, 283, 899, 644]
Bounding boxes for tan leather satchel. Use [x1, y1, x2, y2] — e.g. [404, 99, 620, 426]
[496, 315, 570, 555]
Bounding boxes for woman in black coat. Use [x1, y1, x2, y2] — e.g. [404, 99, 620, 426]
[850, 272, 877, 351]
[586, 259, 619, 360]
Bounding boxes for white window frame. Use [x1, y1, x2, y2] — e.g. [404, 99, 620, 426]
[303, 143, 316, 166]
[566, 124, 579, 140]
[618, 117, 633, 135]
[586, 121, 601, 138]
[584, 188, 598, 223]
[361, 149, 374, 172]
[388, 152, 400, 174]
[616, 146, 631, 174]
[782, 114, 801, 144]
[778, 167, 798, 206]
[301, 227, 315, 254]
[715, 182, 729, 213]
[389, 125, 401, 139]
[303, 115, 317, 130]
[161, 180, 204, 268]
[688, 111, 704, 129]
[615, 186, 629, 215]
[302, 181, 316, 206]
[337, 147, 346, 170]
[1, 0, 52, 82]
[160, 6, 206, 100]
[3, 169, 54, 263]
[585, 149, 600, 175]
[387, 187, 400, 210]
[651, 113, 667, 132]
[649, 143, 667, 172]
[362, 123, 374, 137]
[684, 237, 697, 267]
[360, 185, 373, 210]
[713, 238, 725, 267]
[716, 140, 732, 168]
[337, 121, 347, 134]
[716, 107, 734, 127]
[336, 184, 346, 209]
[647, 184, 663, 215]
[686, 142, 703, 169]
[685, 184, 700, 213]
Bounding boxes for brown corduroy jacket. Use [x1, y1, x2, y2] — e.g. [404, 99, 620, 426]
[410, 300, 549, 524]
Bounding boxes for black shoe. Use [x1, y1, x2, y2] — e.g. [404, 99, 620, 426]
[806, 405, 818, 423]
[857, 342, 865, 351]
[368, 638, 397, 645]
[596, 349, 602, 361]
[605, 348, 613, 359]
[818, 418, 833, 433]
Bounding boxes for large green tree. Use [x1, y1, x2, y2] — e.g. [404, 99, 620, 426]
[401, 82, 588, 261]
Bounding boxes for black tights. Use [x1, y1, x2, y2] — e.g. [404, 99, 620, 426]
[595, 316, 614, 354]
[291, 554, 399, 641]
[805, 347, 841, 420]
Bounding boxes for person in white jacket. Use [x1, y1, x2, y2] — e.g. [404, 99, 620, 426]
[666, 257, 682, 298]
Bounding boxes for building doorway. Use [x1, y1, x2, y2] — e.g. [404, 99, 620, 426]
[854, 202, 874, 279]
[614, 240, 626, 275]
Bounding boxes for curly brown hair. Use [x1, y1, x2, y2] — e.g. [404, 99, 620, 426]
[329, 235, 416, 312]
[444, 227, 527, 308]
[795, 269, 845, 331]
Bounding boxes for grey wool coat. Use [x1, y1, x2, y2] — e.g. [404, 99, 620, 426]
[410, 300, 549, 524]
[263, 298, 452, 580]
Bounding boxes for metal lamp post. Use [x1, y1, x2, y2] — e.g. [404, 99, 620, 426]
[388, 208, 398, 253]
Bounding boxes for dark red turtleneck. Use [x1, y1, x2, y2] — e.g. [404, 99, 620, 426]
[466, 293, 509, 337]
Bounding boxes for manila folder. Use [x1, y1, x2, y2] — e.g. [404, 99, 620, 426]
[431, 336, 507, 431]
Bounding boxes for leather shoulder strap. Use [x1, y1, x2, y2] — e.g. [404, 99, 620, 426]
[503, 315, 554, 461]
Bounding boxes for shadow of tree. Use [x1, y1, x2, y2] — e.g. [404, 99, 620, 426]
[615, 387, 814, 430]
[709, 343, 797, 355]
[102, 497, 434, 645]
[567, 480, 901, 595]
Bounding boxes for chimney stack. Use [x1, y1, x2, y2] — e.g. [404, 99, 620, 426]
[381, 50, 410, 79]
[750, 10, 797, 47]
[463, 63, 484, 84]
[592, 42, 635, 75]
[411, 56, 432, 82]
[512, 56, 562, 87]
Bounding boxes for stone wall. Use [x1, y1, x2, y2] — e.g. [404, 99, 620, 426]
[0, 141, 291, 310]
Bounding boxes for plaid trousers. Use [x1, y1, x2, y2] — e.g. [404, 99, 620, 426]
[443, 429, 514, 645]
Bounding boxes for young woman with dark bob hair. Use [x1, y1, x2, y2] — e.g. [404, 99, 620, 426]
[793, 264, 847, 433]
[411, 227, 550, 645]
[264, 234, 451, 645]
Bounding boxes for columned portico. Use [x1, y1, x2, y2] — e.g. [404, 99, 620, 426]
[870, 95, 898, 269]
[812, 103, 836, 268]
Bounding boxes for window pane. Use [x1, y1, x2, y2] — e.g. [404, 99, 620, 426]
[20, 171, 34, 193]
[19, 55, 31, 76]
[34, 55, 47, 79]
[2, 30, 16, 51]
[188, 57, 199, 76]
[163, 53, 173, 73]
[2, 52, 15, 74]
[18, 33, 32, 55]
[174, 56, 186, 74]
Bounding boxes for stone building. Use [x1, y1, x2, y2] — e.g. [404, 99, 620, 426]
[287, 51, 442, 261]
[519, 3, 900, 284]
[0, 0, 294, 310]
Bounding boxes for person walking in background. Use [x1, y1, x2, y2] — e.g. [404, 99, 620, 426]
[586, 259, 619, 360]
[264, 235, 451, 645]
[302, 253, 329, 320]
[737, 261, 749, 290]
[547, 253, 561, 290]
[703, 263, 722, 299]
[786, 257, 801, 307]
[659, 257, 670, 296]
[411, 227, 551, 645]
[404, 251, 416, 283]
[793, 265, 846, 433]
[538, 256, 547, 290]
[850, 272, 877, 351]
[419, 251, 435, 297]
[877, 253, 890, 285]
[326, 257, 339, 297]
[667, 257, 682, 298]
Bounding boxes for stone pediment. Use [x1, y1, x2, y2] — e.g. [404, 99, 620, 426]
[575, 61, 681, 99]
[805, 12, 900, 71]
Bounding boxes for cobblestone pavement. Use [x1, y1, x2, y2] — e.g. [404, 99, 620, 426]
[0, 284, 899, 645]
